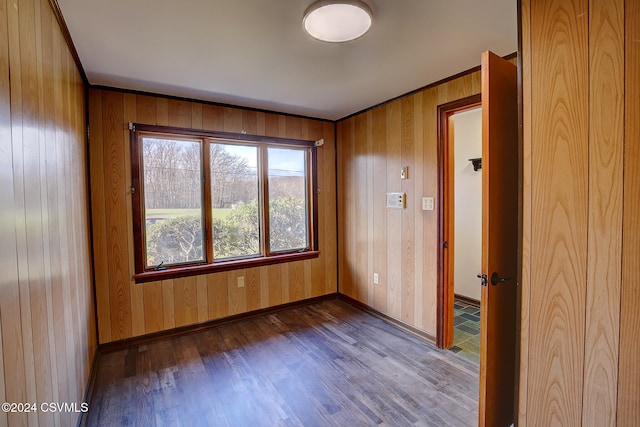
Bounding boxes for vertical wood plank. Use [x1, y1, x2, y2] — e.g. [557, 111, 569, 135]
[322, 122, 337, 295]
[29, 2, 56, 420]
[303, 259, 312, 298]
[386, 100, 402, 320]
[61, 45, 80, 406]
[618, 0, 640, 422]
[345, 118, 356, 298]
[11, 2, 39, 421]
[310, 119, 326, 296]
[288, 261, 304, 302]
[421, 88, 439, 335]
[582, 0, 624, 424]
[228, 270, 247, 315]
[123, 93, 145, 337]
[89, 89, 111, 343]
[0, 0, 27, 421]
[192, 103, 203, 129]
[365, 111, 374, 306]
[51, 17, 72, 412]
[18, 2, 51, 422]
[354, 114, 368, 301]
[259, 266, 269, 308]
[224, 107, 241, 133]
[242, 110, 257, 135]
[168, 99, 191, 128]
[256, 111, 266, 136]
[136, 94, 156, 124]
[412, 92, 424, 329]
[0, 0, 9, 422]
[265, 113, 279, 137]
[268, 265, 282, 307]
[528, 0, 589, 423]
[161, 279, 175, 329]
[103, 90, 132, 340]
[202, 104, 224, 131]
[446, 74, 473, 101]
[197, 275, 208, 322]
[246, 268, 260, 312]
[400, 96, 415, 324]
[286, 116, 302, 139]
[174, 277, 197, 327]
[207, 273, 229, 320]
[280, 263, 290, 304]
[336, 121, 346, 296]
[156, 98, 168, 126]
[519, 0, 532, 424]
[143, 283, 163, 334]
[372, 106, 388, 312]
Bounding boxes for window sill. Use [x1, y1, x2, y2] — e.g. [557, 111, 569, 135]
[133, 251, 320, 284]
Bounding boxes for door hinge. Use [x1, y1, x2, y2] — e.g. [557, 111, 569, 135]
[443, 241, 448, 249]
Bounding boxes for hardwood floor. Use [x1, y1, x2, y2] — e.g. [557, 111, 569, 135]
[85, 299, 478, 426]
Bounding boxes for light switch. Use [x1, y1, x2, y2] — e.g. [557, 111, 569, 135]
[422, 197, 434, 211]
[401, 166, 409, 180]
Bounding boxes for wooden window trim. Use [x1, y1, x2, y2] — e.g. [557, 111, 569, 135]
[130, 123, 319, 284]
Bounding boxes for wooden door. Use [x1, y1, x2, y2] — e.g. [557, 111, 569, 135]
[478, 51, 518, 426]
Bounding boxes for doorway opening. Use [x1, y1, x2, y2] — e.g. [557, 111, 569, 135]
[435, 50, 519, 427]
[436, 94, 481, 353]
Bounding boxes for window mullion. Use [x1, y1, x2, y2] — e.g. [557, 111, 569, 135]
[260, 145, 270, 256]
[203, 139, 213, 263]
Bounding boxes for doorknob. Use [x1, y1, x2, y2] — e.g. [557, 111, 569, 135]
[490, 272, 512, 286]
[477, 273, 488, 287]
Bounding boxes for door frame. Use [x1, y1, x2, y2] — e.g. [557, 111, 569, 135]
[436, 93, 482, 349]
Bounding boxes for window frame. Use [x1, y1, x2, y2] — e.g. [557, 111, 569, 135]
[130, 123, 319, 283]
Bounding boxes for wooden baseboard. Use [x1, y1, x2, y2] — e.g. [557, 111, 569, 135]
[76, 349, 99, 427]
[337, 294, 436, 345]
[454, 293, 480, 307]
[99, 293, 338, 353]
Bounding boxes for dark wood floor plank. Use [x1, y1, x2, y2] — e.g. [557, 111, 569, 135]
[86, 300, 478, 426]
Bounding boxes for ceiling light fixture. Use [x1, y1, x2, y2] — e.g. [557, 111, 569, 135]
[303, 0, 373, 43]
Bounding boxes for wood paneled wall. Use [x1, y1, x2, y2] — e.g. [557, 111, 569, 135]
[0, 0, 96, 425]
[520, 0, 638, 424]
[88, 88, 337, 344]
[336, 71, 484, 336]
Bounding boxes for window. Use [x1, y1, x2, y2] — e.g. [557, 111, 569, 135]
[130, 123, 318, 282]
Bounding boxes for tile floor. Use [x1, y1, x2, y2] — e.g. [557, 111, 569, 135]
[449, 298, 481, 364]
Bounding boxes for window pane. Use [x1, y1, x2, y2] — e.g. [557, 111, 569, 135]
[142, 137, 204, 267]
[211, 143, 260, 259]
[268, 147, 309, 252]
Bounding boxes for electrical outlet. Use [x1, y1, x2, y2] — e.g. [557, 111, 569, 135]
[373, 273, 379, 285]
[237, 276, 245, 288]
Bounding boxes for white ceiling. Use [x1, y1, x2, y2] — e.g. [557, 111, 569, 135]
[57, 0, 517, 121]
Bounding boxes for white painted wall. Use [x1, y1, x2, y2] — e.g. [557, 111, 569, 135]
[452, 107, 482, 301]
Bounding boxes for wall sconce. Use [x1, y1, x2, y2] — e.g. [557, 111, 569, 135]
[469, 158, 482, 171]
